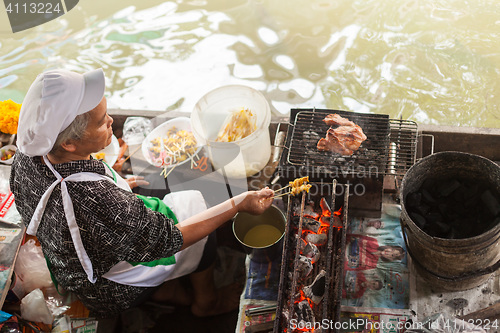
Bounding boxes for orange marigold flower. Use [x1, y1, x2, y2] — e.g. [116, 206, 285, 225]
[0, 100, 21, 135]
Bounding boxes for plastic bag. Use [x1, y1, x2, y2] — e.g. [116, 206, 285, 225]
[20, 289, 53, 325]
[122, 117, 153, 145]
[0, 310, 13, 323]
[14, 239, 53, 294]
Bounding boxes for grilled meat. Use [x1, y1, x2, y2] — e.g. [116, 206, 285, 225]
[289, 176, 309, 188]
[317, 128, 354, 155]
[323, 113, 356, 127]
[291, 184, 312, 196]
[317, 114, 367, 156]
[333, 125, 367, 151]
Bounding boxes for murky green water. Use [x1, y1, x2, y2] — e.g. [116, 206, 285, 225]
[1, 0, 500, 128]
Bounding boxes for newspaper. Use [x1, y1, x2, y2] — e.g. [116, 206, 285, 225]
[342, 203, 410, 309]
[340, 306, 413, 333]
[237, 303, 276, 332]
[236, 255, 280, 333]
[70, 318, 98, 333]
[340, 202, 412, 332]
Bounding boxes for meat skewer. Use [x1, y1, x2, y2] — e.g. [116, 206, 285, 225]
[272, 176, 311, 198]
[275, 176, 309, 192]
[290, 184, 312, 196]
[289, 176, 309, 188]
[273, 184, 312, 198]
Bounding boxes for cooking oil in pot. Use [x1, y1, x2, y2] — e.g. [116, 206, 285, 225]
[232, 205, 286, 262]
[243, 224, 283, 248]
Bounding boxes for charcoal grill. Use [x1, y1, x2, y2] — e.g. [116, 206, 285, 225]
[274, 181, 349, 333]
[283, 109, 391, 176]
[277, 109, 418, 217]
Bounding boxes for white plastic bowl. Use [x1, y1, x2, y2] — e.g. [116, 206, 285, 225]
[93, 135, 119, 166]
[191, 85, 271, 178]
[0, 145, 17, 165]
[141, 117, 201, 168]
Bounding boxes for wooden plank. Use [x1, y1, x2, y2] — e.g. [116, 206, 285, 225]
[108, 109, 500, 172]
[419, 124, 500, 161]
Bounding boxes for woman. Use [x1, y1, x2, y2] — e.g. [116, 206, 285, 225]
[345, 234, 405, 271]
[10, 68, 274, 318]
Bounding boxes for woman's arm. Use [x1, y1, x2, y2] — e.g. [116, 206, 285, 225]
[176, 188, 274, 250]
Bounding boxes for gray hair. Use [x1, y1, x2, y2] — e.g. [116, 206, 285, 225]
[50, 112, 91, 154]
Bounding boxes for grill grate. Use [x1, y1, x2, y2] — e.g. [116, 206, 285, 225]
[278, 109, 419, 184]
[282, 109, 391, 179]
[274, 181, 349, 333]
[386, 119, 418, 182]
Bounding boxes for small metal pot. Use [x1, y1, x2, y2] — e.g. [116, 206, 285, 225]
[232, 205, 286, 263]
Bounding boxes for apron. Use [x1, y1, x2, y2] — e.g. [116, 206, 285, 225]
[27, 156, 207, 287]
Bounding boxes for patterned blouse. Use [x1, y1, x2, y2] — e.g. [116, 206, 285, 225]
[10, 152, 183, 317]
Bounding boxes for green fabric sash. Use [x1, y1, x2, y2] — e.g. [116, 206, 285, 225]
[136, 194, 178, 225]
[128, 194, 179, 267]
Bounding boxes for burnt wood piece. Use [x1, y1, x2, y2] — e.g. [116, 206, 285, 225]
[299, 241, 320, 264]
[303, 270, 327, 304]
[305, 233, 328, 246]
[320, 197, 332, 213]
[321, 214, 342, 228]
[300, 217, 321, 233]
[291, 255, 314, 282]
[295, 300, 315, 325]
[293, 201, 320, 219]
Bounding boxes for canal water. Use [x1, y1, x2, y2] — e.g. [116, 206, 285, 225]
[1, 0, 500, 128]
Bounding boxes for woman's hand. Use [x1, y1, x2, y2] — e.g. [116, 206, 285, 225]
[125, 176, 150, 189]
[234, 187, 274, 215]
[176, 187, 274, 250]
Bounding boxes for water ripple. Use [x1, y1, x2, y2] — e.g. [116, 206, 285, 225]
[1, 0, 500, 127]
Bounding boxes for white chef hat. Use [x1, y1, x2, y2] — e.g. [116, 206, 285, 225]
[17, 68, 105, 157]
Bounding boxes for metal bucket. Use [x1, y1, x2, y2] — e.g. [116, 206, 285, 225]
[400, 151, 500, 291]
[232, 205, 286, 263]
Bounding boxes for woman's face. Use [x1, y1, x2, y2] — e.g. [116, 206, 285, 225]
[366, 280, 381, 290]
[75, 97, 113, 155]
[381, 247, 401, 260]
